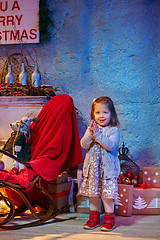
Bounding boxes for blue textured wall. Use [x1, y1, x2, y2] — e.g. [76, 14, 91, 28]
[0, 0, 160, 169]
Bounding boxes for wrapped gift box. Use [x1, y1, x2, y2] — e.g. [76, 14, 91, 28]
[133, 187, 160, 214]
[47, 181, 71, 209]
[143, 166, 160, 187]
[115, 184, 133, 217]
[50, 171, 68, 184]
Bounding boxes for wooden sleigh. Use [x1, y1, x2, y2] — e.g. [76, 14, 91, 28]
[0, 149, 71, 230]
[0, 94, 83, 230]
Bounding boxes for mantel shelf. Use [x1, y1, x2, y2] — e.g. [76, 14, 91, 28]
[0, 96, 47, 108]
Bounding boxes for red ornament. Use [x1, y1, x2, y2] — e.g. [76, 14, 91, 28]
[124, 171, 133, 179]
[132, 174, 138, 180]
[117, 176, 122, 184]
[119, 170, 125, 179]
[132, 179, 138, 186]
[120, 170, 125, 175]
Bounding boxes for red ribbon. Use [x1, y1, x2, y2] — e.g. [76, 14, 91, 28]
[135, 182, 160, 189]
[51, 189, 70, 198]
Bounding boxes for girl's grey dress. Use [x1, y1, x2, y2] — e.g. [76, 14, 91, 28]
[78, 126, 120, 200]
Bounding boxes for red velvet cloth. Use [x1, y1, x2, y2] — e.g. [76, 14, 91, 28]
[0, 94, 83, 205]
[29, 94, 83, 181]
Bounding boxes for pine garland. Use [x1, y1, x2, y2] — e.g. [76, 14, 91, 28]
[0, 83, 58, 97]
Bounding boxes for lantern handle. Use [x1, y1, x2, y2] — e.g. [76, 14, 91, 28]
[118, 142, 129, 155]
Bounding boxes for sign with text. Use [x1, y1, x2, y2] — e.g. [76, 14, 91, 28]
[0, 0, 39, 45]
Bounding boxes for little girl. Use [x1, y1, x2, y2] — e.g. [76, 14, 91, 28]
[78, 96, 120, 231]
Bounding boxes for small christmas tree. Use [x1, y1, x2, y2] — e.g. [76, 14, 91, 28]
[115, 194, 123, 206]
[133, 196, 148, 210]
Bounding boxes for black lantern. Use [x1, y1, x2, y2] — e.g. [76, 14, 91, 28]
[118, 142, 140, 183]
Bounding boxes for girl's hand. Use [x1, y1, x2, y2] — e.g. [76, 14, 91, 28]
[93, 121, 99, 134]
[88, 120, 94, 135]
[89, 120, 99, 135]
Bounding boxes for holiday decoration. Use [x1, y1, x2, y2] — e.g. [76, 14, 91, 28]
[115, 184, 133, 217]
[117, 176, 122, 184]
[47, 175, 72, 210]
[118, 142, 140, 186]
[19, 63, 27, 85]
[132, 179, 138, 185]
[0, 83, 58, 97]
[123, 177, 131, 185]
[5, 65, 14, 83]
[118, 169, 139, 186]
[119, 170, 125, 179]
[116, 165, 160, 216]
[133, 187, 160, 214]
[143, 166, 160, 187]
[32, 63, 41, 87]
[124, 171, 133, 179]
[132, 174, 138, 180]
[51, 172, 68, 184]
[0, 116, 37, 173]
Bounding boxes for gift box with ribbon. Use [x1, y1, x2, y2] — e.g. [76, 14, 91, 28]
[133, 182, 160, 214]
[47, 181, 72, 209]
[50, 171, 68, 184]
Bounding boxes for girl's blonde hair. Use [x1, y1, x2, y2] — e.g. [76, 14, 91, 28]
[90, 96, 119, 127]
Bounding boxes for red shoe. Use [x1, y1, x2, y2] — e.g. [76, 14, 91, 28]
[101, 212, 115, 231]
[83, 211, 100, 230]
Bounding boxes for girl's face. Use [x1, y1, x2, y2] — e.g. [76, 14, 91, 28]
[94, 103, 111, 127]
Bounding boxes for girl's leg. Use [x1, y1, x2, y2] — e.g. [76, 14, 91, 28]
[83, 197, 101, 230]
[89, 197, 100, 211]
[101, 198, 115, 231]
[101, 198, 114, 213]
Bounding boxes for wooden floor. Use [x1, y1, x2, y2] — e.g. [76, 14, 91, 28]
[0, 212, 160, 240]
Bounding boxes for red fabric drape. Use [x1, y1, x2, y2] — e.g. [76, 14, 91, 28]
[0, 94, 83, 206]
[29, 94, 83, 181]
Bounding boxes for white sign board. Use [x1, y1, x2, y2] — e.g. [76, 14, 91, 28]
[0, 0, 39, 45]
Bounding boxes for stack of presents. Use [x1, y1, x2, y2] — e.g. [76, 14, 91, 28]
[47, 167, 160, 216]
[115, 166, 160, 216]
[47, 143, 160, 216]
[114, 142, 160, 216]
[76, 166, 160, 216]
